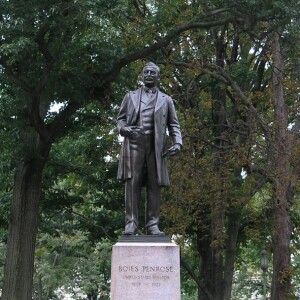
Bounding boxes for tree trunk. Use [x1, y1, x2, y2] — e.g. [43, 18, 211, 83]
[197, 231, 214, 300]
[2, 134, 50, 300]
[210, 28, 228, 300]
[270, 31, 292, 300]
[223, 213, 240, 299]
[211, 188, 225, 300]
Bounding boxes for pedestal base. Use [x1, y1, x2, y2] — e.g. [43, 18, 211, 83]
[110, 237, 181, 300]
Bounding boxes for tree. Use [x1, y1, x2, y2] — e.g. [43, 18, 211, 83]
[159, 1, 300, 299]
[31, 103, 122, 298]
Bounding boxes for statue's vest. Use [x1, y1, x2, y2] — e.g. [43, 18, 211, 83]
[136, 92, 157, 135]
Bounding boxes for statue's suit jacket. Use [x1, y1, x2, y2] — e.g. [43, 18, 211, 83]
[117, 87, 182, 187]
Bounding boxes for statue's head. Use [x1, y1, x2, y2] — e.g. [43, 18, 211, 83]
[142, 62, 160, 88]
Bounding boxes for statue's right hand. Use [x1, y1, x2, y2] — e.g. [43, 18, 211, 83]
[120, 126, 132, 137]
[120, 126, 143, 137]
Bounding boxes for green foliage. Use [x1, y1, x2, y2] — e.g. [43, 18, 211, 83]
[30, 101, 123, 297]
[1, 0, 300, 298]
[232, 244, 271, 299]
[34, 231, 112, 299]
[41, 102, 124, 235]
[176, 236, 200, 299]
[0, 95, 17, 242]
[0, 243, 6, 292]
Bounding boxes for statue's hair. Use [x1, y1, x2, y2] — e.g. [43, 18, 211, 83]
[143, 62, 160, 74]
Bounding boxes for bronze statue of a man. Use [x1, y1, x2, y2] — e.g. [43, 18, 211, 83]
[117, 62, 182, 235]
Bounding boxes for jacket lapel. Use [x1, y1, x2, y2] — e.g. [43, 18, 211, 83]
[129, 88, 142, 125]
[155, 90, 165, 113]
[131, 88, 142, 113]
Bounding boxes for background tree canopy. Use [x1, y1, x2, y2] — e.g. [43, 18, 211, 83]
[0, 0, 300, 299]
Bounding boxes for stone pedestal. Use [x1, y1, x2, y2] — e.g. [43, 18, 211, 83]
[110, 236, 181, 300]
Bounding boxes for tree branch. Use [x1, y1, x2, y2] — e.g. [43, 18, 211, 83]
[29, 93, 51, 142]
[34, 25, 55, 94]
[35, 25, 54, 67]
[0, 58, 32, 93]
[48, 101, 82, 141]
[202, 65, 272, 141]
[102, 16, 239, 84]
[180, 256, 213, 300]
[67, 209, 115, 241]
[131, 0, 146, 18]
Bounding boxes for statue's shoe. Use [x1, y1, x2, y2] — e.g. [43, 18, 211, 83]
[146, 225, 165, 236]
[123, 222, 137, 235]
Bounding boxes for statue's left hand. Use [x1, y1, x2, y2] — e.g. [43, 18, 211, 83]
[162, 144, 181, 158]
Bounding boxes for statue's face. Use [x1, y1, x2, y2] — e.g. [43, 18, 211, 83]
[142, 66, 160, 88]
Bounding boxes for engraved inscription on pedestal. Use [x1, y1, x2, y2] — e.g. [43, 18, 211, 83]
[110, 242, 181, 300]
